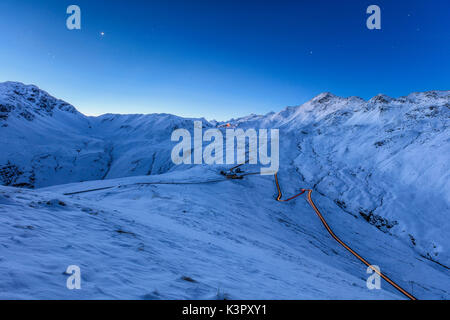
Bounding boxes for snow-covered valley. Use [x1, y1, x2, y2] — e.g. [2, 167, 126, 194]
[0, 82, 449, 299]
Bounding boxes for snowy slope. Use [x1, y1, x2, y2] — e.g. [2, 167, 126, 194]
[227, 91, 450, 267]
[0, 82, 449, 299]
[0, 82, 208, 188]
[1, 167, 449, 299]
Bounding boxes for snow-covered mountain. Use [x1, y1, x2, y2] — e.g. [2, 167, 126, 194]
[229, 90, 450, 268]
[0, 82, 448, 299]
[0, 82, 210, 188]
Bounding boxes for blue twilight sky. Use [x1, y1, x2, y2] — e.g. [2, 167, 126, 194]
[0, 0, 449, 120]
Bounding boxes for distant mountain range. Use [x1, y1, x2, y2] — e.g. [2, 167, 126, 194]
[1, 81, 449, 280]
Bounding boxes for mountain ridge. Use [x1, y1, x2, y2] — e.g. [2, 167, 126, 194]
[1, 81, 449, 268]
[2, 81, 448, 121]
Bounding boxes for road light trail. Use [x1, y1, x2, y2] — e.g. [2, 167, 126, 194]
[274, 173, 417, 300]
[63, 165, 418, 300]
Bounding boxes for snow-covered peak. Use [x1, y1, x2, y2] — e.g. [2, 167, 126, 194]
[0, 81, 83, 125]
[311, 91, 338, 103]
[404, 90, 450, 105]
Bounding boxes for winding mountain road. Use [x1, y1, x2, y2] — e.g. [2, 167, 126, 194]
[62, 167, 418, 300]
[274, 173, 417, 300]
